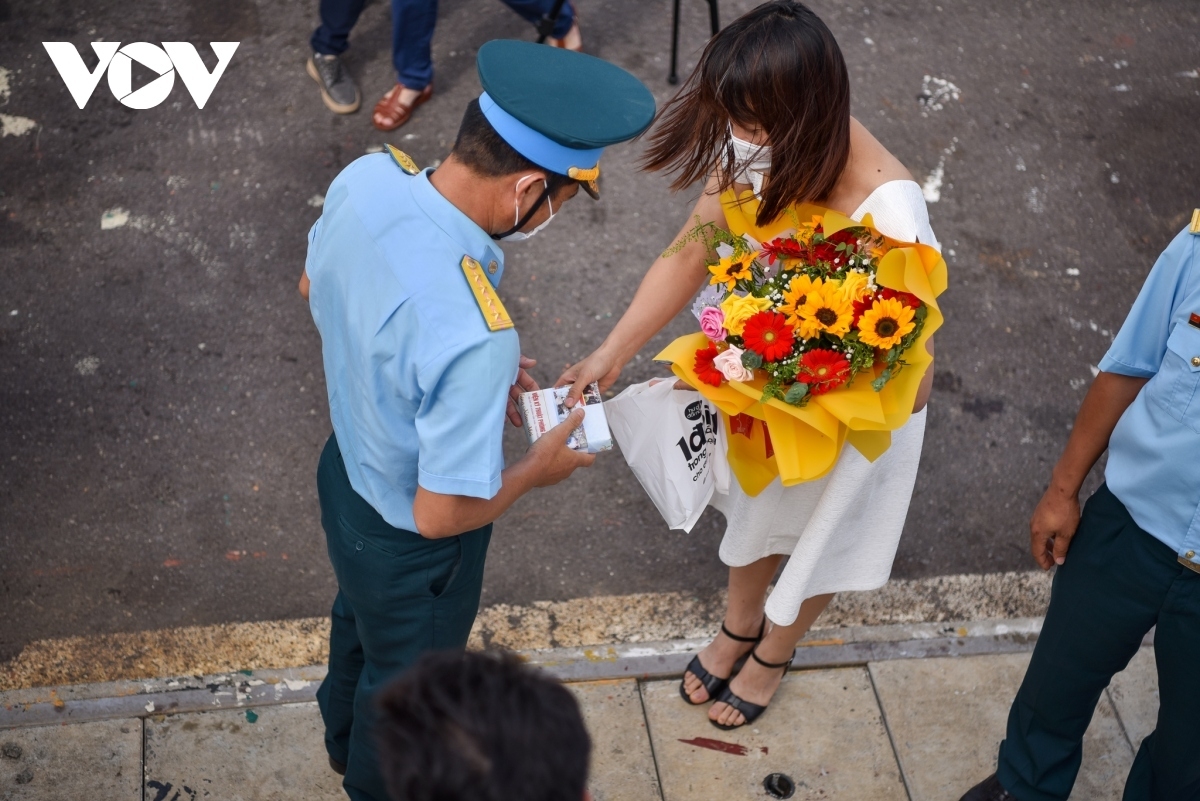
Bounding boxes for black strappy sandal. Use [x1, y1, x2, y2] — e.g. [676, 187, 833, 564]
[709, 645, 796, 730]
[678, 619, 765, 706]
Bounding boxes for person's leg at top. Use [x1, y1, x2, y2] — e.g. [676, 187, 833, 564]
[501, 0, 582, 50]
[308, 0, 365, 113]
[372, 0, 437, 131]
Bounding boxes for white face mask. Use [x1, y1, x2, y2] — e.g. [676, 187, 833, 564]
[497, 174, 557, 242]
[728, 123, 771, 199]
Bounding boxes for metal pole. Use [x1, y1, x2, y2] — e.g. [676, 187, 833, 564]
[668, 0, 682, 84]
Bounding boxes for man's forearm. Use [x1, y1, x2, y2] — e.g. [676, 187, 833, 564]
[1048, 371, 1148, 496]
[413, 463, 536, 539]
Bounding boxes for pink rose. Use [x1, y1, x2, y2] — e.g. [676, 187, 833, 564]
[699, 306, 727, 341]
[713, 346, 754, 382]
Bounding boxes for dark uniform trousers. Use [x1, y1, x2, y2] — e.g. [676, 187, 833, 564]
[997, 483, 1200, 801]
[315, 434, 491, 801]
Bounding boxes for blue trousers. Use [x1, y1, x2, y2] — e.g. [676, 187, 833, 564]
[311, 0, 575, 90]
[997, 484, 1200, 801]
[314, 434, 492, 801]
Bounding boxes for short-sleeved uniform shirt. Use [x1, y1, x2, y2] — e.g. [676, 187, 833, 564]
[306, 154, 519, 532]
[1099, 224, 1200, 567]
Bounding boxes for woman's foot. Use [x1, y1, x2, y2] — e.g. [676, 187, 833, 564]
[680, 618, 763, 704]
[546, 21, 583, 51]
[708, 642, 792, 727]
[372, 83, 433, 131]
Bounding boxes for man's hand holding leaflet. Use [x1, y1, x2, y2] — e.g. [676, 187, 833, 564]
[414, 407, 593, 538]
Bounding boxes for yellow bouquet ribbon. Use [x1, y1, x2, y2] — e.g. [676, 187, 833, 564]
[655, 191, 948, 496]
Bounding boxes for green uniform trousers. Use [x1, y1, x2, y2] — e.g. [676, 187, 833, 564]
[997, 483, 1200, 801]
[314, 434, 492, 801]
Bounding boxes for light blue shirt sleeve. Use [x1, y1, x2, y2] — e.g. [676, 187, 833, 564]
[1099, 229, 1198, 377]
[414, 335, 517, 499]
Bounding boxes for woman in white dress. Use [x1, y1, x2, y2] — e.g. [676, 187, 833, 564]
[558, 0, 939, 729]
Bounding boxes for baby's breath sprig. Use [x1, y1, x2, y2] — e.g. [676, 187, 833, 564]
[661, 217, 743, 259]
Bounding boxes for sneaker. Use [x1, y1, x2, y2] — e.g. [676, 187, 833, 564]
[306, 53, 361, 114]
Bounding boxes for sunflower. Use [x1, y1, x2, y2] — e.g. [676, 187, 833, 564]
[778, 275, 821, 330]
[798, 281, 854, 339]
[708, 251, 755, 291]
[858, 297, 916, 349]
[742, 311, 796, 362]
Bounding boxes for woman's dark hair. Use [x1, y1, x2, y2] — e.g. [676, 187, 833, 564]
[375, 650, 591, 801]
[453, 99, 575, 194]
[642, 0, 851, 226]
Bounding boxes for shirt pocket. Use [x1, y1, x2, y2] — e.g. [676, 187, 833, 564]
[1152, 323, 1200, 432]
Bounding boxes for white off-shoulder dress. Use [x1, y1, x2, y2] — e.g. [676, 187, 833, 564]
[710, 180, 939, 626]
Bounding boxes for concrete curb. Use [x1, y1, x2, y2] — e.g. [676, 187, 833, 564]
[0, 572, 1059, 692]
[0, 617, 1154, 731]
[521, 617, 1049, 681]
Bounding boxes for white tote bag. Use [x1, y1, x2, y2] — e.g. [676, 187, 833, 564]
[604, 379, 729, 532]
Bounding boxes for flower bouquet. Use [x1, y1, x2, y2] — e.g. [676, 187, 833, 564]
[656, 202, 947, 494]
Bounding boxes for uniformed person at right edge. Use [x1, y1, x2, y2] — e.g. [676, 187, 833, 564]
[300, 41, 655, 801]
[961, 211, 1200, 801]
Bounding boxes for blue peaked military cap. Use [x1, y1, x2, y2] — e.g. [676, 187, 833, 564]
[476, 39, 656, 197]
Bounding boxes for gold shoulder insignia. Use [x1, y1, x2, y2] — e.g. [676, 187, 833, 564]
[1190, 208, 1200, 235]
[385, 145, 419, 176]
[460, 256, 514, 332]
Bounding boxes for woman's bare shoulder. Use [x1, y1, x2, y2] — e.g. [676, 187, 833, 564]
[848, 117, 913, 184]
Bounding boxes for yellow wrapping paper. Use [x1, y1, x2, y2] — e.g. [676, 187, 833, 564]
[655, 191, 947, 496]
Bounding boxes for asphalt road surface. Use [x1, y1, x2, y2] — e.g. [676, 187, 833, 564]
[1, 0, 1197, 658]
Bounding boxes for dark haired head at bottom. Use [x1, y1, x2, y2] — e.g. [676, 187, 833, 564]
[375, 650, 592, 801]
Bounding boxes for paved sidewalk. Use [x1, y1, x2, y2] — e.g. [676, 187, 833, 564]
[0, 620, 1156, 801]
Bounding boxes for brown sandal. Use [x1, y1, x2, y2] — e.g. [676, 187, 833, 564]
[372, 82, 433, 132]
[546, 21, 583, 52]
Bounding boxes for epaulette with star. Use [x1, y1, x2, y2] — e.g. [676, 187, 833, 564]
[385, 145, 419, 175]
[460, 256, 514, 332]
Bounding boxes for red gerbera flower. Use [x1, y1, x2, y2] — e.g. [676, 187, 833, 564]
[881, 288, 922, 308]
[694, 344, 724, 387]
[760, 237, 805, 265]
[852, 293, 875, 326]
[742, 311, 795, 363]
[797, 348, 851, 396]
[809, 230, 860, 269]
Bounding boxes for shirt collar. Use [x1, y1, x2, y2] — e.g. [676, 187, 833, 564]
[409, 168, 506, 287]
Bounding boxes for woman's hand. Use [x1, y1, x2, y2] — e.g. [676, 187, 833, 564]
[912, 337, 934, 413]
[556, 347, 623, 408]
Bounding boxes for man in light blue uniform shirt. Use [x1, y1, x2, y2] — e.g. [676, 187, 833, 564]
[962, 215, 1200, 801]
[300, 40, 654, 801]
